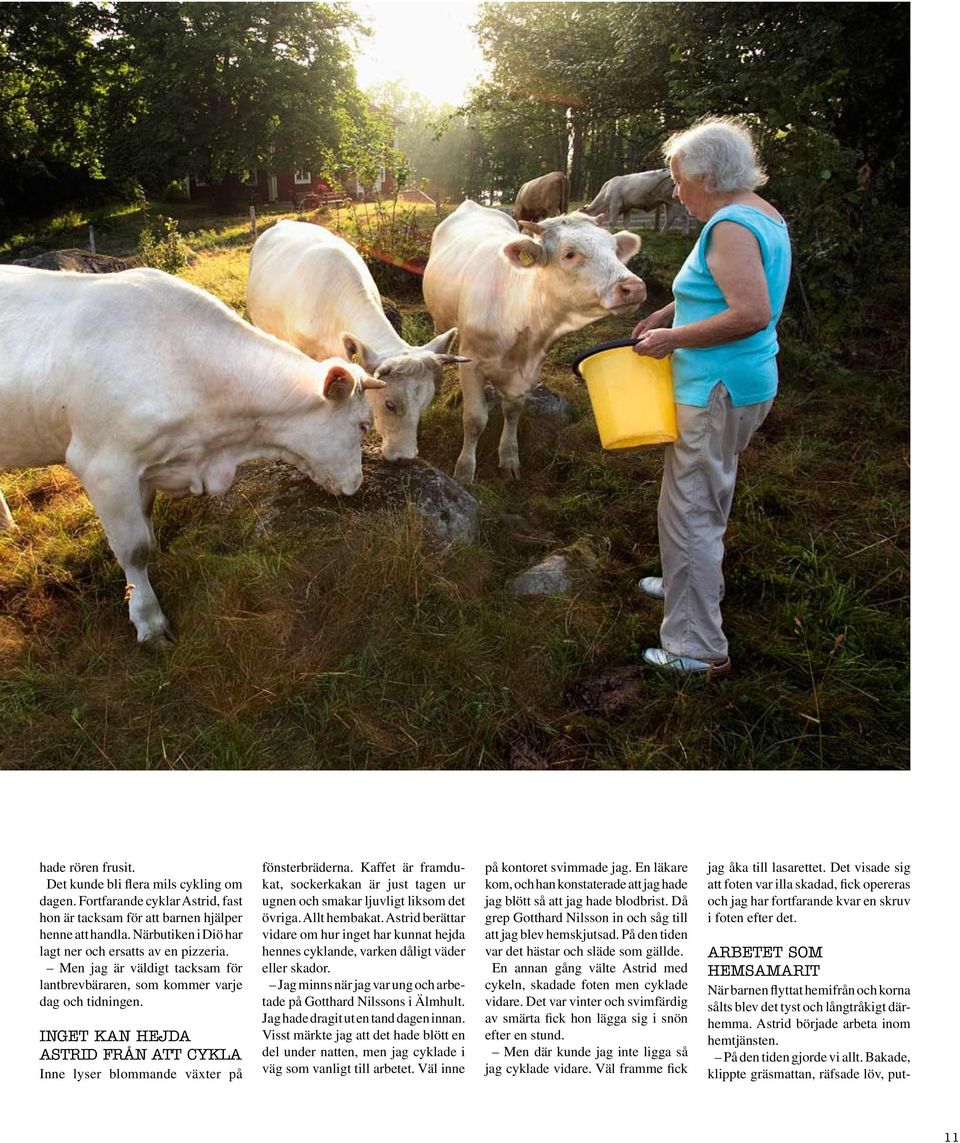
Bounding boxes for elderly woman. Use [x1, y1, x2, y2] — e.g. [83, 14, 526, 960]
[631, 116, 791, 678]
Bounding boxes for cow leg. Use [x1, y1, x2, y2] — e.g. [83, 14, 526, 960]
[498, 393, 527, 480]
[453, 361, 489, 483]
[79, 459, 172, 647]
[0, 488, 16, 531]
[141, 485, 158, 551]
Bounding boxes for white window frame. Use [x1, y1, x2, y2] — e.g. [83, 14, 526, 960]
[293, 170, 312, 185]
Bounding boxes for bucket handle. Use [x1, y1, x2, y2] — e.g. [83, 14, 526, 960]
[571, 337, 643, 378]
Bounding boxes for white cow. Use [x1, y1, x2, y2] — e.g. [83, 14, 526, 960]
[247, 220, 465, 461]
[583, 169, 691, 233]
[423, 201, 646, 481]
[0, 265, 383, 647]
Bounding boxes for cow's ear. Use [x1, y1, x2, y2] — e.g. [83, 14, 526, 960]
[323, 363, 357, 401]
[341, 332, 372, 370]
[422, 327, 458, 355]
[614, 231, 642, 263]
[503, 238, 544, 269]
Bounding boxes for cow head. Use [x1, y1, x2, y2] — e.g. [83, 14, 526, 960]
[341, 329, 467, 462]
[290, 359, 384, 497]
[504, 213, 645, 319]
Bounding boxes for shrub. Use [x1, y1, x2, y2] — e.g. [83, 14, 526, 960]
[346, 196, 437, 298]
[115, 178, 148, 209]
[49, 208, 84, 235]
[162, 179, 190, 204]
[764, 124, 907, 347]
[137, 214, 190, 273]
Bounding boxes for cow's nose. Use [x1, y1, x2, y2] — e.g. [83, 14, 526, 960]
[616, 277, 647, 305]
[381, 434, 419, 462]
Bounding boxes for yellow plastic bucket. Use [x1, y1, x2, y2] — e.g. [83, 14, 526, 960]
[573, 339, 677, 448]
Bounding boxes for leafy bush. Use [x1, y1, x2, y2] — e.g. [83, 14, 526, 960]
[764, 126, 861, 332]
[345, 196, 441, 297]
[115, 178, 148, 209]
[626, 248, 654, 284]
[764, 124, 907, 347]
[162, 179, 189, 204]
[137, 214, 190, 273]
[49, 208, 85, 234]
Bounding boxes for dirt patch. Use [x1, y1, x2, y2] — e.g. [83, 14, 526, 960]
[570, 665, 647, 718]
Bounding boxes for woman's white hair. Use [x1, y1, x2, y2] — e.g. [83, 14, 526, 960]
[664, 116, 767, 192]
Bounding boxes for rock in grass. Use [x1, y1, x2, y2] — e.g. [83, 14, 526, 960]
[351, 448, 480, 544]
[508, 552, 574, 596]
[13, 249, 132, 273]
[507, 536, 603, 597]
[483, 383, 575, 422]
[379, 295, 404, 337]
[204, 449, 480, 546]
[523, 384, 576, 422]
[445, 382, 576, 420]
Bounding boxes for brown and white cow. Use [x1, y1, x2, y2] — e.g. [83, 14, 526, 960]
[0, 265, 383, 646]
[583, 168, 691, 233]
[423, 201, 645, 482]
[247, 220, 464, 462]
[513, 171, 569, 223]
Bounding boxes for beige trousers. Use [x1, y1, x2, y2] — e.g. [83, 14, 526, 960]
[658, 382, 773, 662]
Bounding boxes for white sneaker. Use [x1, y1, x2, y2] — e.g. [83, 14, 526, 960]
[637, 576, 665, 600]
[642, 647, 732, 678]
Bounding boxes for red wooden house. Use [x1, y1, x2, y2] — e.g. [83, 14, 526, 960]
[186, 164, 396, 207]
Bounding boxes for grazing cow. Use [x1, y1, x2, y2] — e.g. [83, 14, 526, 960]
[513, 171, 569, 223]
[0, 265, 383, 647]
[247, 220, 465, 461]
[583, 168, 691, 233]
[423, 201, 646, 481]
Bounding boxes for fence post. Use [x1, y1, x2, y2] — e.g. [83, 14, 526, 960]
[250, 205, 257, 240]
[88, 225, 96, 254]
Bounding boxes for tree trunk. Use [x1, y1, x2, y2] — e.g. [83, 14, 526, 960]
[569, 112, 584, 199]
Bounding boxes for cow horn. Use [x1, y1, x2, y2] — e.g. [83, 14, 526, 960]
[361, 375, 387, 390]
[518, 219, 545, 236]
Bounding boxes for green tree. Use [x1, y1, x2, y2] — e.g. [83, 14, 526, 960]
[0, 2, 109, 218]
[103, 2, 370, 201]
[466, 2, 671, 199]
[640, 2, 909, 331]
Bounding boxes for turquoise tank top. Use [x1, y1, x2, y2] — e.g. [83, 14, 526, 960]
[670, 204, 792, 406]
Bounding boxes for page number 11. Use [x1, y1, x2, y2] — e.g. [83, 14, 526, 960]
[945, 1134, 958, 1141]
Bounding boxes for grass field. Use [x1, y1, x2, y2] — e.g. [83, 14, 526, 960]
[0, 199, 908, 769]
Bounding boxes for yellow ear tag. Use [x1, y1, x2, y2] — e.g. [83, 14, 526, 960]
[519, 251, 534, 267]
